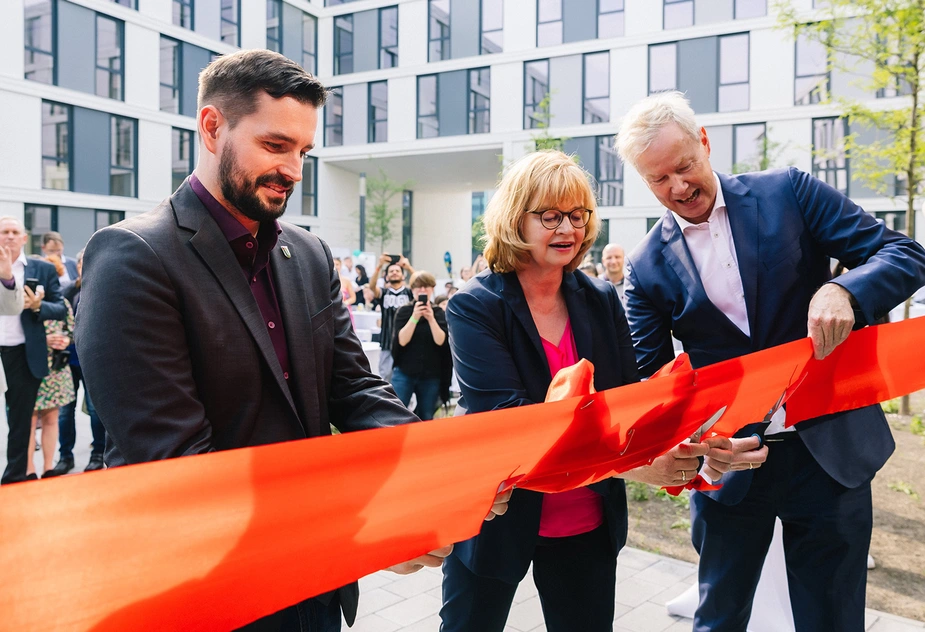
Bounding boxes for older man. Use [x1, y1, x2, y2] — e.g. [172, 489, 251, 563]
[599, 243, 626, 304]
[0, 218, 66, 484]
[618, 92, 925, 632]
[75, 50, 509, 632]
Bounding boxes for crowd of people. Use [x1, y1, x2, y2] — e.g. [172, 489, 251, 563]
[4, 48, 925, 632]
[0, 226, 103, 483]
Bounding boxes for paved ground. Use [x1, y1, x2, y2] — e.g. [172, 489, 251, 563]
[3, 388, 923, 631]
[347, 550, 925, 632]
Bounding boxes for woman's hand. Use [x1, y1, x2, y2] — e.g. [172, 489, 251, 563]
[411, 300, 427, 322]
[47, 332, 69, 351]
[420, 301, 435, 323]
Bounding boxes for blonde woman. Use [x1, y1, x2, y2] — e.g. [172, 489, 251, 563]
[442, 150, 707, 632]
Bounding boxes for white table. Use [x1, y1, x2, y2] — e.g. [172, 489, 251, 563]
[352, 310, 380, 332]
[362, 342, 381, 374]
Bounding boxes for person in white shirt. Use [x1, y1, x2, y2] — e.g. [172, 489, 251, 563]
[0, 217, 67, 483]
[619, 91, 925, 632]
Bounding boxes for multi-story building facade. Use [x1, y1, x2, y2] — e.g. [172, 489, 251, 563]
[1, 0, 921, 274]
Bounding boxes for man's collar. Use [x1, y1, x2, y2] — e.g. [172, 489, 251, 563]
[16, 250, 27, 266]
[671, 172, 725, 232]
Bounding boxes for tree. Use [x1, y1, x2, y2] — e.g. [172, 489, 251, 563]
[778, 0, 925, 414]
[530, 92, 568, 152]
[365, 168, 413, 254]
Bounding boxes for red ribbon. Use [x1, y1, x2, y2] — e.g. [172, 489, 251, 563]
[0, 319, 922, 630]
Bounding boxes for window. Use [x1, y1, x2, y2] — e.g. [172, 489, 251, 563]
[171, 128, 194, 192]
[589, 218, 609, 263]
[325, 88, 343, 147]
[648, 43, 677, 93]
[159, 37, 180, 113]
[302, 13, 317, 73]
[302, 157, 317, 216]
[111, 0, 136, 7]
[719, 33, 749, 112]
[266, 0, 281, 52]
[221, 0, 240, 46]
[583, 52, 609, 124]
[95, 14, 123, 101]
[24, 0, 55, 84]
[402, 191, 413, 258]
[537, 0, 562, 47]
[334, 15, 353, 74]
[599, 0, 624, 38]
[369, 81, 388, 143]
[111, 116, 136, 197]
[173, 0, 193, 29]
[734, 0, 766, 18]
[429, 0, 450, 62]
[96, 210, 125, 229]
[732, 123, 766, 173]
[664, 0, 693, 30]
[795, 30, 829, 105]
[379, 7, 398, 69]
[417, 75, 439, 138]
[42, 101, 71, 191]
[469, 68, 491, 134]
[524, 59, 550, 129]
[481, 0, 503, 55]
[597, 136, 623, 205]
[812, 117, 848, 194]
[874, 211, 906, 233]
[24, 205, 54, 255]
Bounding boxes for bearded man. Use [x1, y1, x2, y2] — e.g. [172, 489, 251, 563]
[74, 50, 488, 632]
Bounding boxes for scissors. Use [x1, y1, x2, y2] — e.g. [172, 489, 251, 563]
[690, 405, 727, 443]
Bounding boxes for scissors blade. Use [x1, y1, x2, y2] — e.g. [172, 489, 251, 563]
[762, 389, 788, 423]
[691, 405, 727, 442]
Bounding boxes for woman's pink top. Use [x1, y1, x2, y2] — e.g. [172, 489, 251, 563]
[537, 319, 605, 538]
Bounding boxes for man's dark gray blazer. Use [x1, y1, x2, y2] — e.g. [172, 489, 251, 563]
[75, 180, 417, 630]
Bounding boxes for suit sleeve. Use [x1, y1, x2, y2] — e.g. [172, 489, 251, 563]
[0, 282, 22, 316]
[624, 257, 676, 379]
[76, 226, 214, 463]
[320, 241, 419, 432]
[446, 289, 535, 414]
[609, 283, 641, 386]
[789, 167, 925, 324]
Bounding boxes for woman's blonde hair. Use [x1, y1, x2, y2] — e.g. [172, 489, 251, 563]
[483, 150, 600, 274]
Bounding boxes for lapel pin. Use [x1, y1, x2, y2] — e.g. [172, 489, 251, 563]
[281, 246, 291, 259]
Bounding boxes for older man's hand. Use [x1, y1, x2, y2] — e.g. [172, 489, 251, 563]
[702, 435, 768, 482]
[387, 544, 453, 575]
[807, 283, 856, 360]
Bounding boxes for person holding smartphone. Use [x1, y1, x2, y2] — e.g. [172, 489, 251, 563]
[390, 271, 450, 420]
[369, 253, 415, 381]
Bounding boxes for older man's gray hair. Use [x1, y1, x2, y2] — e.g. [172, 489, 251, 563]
[615, 91, 700, 170]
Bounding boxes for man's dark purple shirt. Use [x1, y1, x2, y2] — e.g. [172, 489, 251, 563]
[190, 174, 292, 384]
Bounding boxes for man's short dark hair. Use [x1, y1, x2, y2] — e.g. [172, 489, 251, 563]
[42, 231, 64, 246]
[198, 49, 327, 127]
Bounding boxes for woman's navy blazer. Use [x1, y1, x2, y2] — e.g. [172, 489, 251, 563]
[446, 268, 639, 583]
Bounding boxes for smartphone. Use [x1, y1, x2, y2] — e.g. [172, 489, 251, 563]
[25, 278, 39, 293]
[417, 295, 429, 305]
[388, 254, 401, 266]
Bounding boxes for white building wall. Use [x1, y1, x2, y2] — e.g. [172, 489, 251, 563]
[138, 120, 173, 203]
[624, 0, 663, 37]
[124, 23, 160, 111]
[315, 162, 361, 250]
[750, 27, 794, 112]
[491, 62, 522, 134]
[388, 75, 417, 143]
[0, 92, 42, 192]
[240, 0, 267, 50]
[398, 1, 427, 68]
[1, 1, 25, 80]
[411, 190, 472, 276]
[611, 45, 648, 123]
[503, 0, 537, 53]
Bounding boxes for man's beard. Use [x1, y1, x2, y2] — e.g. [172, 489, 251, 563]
[219, 144, 293, 223]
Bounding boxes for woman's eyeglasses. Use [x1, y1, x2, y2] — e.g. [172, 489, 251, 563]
[527, 208, 593, 230]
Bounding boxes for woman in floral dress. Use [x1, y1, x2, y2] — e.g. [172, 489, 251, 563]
[27, 254, 75, 479]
